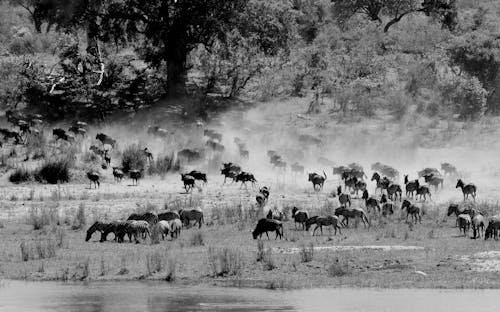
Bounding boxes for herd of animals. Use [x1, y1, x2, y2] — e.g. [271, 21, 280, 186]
[1, 110, 498, 243]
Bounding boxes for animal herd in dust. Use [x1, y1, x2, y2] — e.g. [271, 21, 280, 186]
[0, 110, 497, 243]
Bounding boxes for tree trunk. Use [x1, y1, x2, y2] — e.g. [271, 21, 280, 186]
[166, 46, 188, 98]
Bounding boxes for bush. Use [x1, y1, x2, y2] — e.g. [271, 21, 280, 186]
[121, 144, 146, 174]
[20, 239, 57, 261]
[9, 167, 33, 184]
[440, 75, 487, 120]
[35, 159, 71, 184]
[147, 154, 180, 177]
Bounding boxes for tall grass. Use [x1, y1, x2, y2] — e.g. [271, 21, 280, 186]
[27, 206, 59, 230]
[208, 246, 244, 277]
[189, 231, 204, 246]
[147, 153, 180, 177]
[122, 144, 146, 173]
[9, 167, 33, 183]
[35, 159, 71, 184]
[20, 239, 57, 261]
[299, 242, 314, 263]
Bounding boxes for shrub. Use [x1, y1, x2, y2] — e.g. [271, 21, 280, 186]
[147, 153, 180, 177]
[20, 239, 57, 261]
[9, 167, 33, 184]
[35, 159, 71, 184]
[299, 242, 314, 263]
[121, 144, 146, 174]
[189, 231, 204, 246]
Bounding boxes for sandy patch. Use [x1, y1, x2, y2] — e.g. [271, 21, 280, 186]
[460, 251, 500, 272]
[273, 245, 425, 254]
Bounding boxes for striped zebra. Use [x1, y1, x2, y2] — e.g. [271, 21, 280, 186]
[127, 212, 159, 225]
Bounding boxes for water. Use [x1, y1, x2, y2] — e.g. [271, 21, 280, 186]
[0, 281, 499, 312]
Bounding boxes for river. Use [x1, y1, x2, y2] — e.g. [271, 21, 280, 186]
[0, 280, 499, 311]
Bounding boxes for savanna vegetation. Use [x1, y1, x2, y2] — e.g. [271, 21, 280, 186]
[0, 0, 498, 122]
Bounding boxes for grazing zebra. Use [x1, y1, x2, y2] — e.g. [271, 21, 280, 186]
[292, 207, 309, 230]
[179, 209, 204, 228]
[457, 214, 471, 237]
[167, 219, 182, 238]
[447, 204, 473, 227]
[85, 221, 112, 242]
[127, 220, 150, 243]
[456, 179, 476, 201]
[102, 220, 130, 243]
[158, 211, 180, 221]
[306, 215, 341, 236]
[127, 212, 159, 225]
[334, 207, 370, 228]
[401, 200, 421, 224]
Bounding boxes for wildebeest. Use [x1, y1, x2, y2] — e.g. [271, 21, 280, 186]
[52, 128, 74, 142]
[127, 212, 159, 225]
[362, 190, 380, 213]
[292, 207, 309, 230]
[181, 174, 196, 192]
[307, 215, 341, 236]
[401, 200, 421, 224]
[441, 163, 458, 176]
[147, 126, 169, 138]
[334, 206, 370, 228]
[456, 179, 477, 201]
[223, 162, 241, 173]
[187, 170, 207, 184]
[178, 148, 204, 163]
[485, 216, 500, 240]
[204, 129, 222, 141]
[298, 134, 322, 146]
[457, 214, 471, 236]
[416, 185, 431, 201]
[143, 148, 154, 162]
[129, 169, 142, 186]
[404, 175, 419, 198]
[308, 171, 327, 191]
[0, 128, 22, 145]
[221, 167, 238, 184]
[96, 133, 116, 147]
[235, 171, 257, 188]
[423, 173, 444, 191]
[206, 139, 225, 152]
[112, 167, 124, 182]
[68, 126, 86, 137]
[86, 171, 100, 189]
[338, 192, 352, 207]
[266, 209, 284, 221]
[158, 211, 180, 222]
[252, 218, 283, 240]
[371, 162, 399, 179]
[179, 209, 204, 228]
[418, 168, 440, 178]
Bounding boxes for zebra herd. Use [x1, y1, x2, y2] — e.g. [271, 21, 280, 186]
[86, 209, 203, 244]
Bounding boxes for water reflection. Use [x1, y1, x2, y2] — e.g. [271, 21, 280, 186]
[0, 281, 499, 312]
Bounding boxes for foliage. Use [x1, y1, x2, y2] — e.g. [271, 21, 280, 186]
[9, 167, 33, 183]
[121, 144, 146, 174]
[440, 74, 487, 120]
[35, 158, 72, 184]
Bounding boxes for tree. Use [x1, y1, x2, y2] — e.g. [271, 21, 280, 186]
[332, 0, 457, 33]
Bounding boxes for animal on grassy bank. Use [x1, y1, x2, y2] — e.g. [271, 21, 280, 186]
[292, 207, 309, 230]
[158, 211, 180, 222]
[416, 185, 431, 201]
[96, 133, 116, 147]
[471, 212, 485, 239]
[188, 170, 207, 184]
[338, 191, 351, 208]
[485, 217, 500, 240]
[401, 200, 421, 224]
[307, 215, 341, 236]
[129, 169, 142, 186]
[179, 209, 204, 228]
[127, 212, 159, 225]
[181, 174, 195, 192]
[456, 179, 477, 201]
[235, 171, 257, 188]
[404, 175, 419, 198]
[252, 218, 283, 240]
[112, 167, 124, 182]
[334, 207, 370, 228]
[126, 220, 150, 243]
[86, 171, 100, 189]
[447, 204, 473, 227]
[362, 190, 380, 213]
[457, 214, 471, 237]
[308, 171, 327, 191]
[85, 221, 112, 242]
